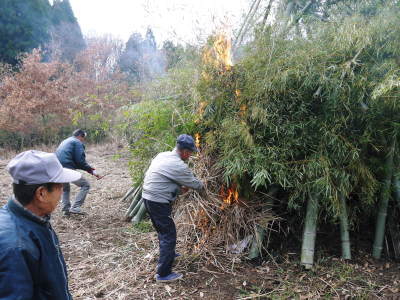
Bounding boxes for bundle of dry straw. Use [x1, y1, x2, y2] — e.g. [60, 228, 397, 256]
[174, 150, 279, 262]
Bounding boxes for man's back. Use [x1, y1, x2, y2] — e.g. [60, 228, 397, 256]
[56, 136, 90, 171]
[142, 149, 203, 203]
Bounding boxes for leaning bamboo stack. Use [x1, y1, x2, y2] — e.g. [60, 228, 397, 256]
[123, 182, 147, 224]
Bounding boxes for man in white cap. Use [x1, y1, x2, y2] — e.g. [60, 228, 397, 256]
[0, 150, 81, 299]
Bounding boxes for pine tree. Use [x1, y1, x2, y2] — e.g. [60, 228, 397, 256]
[0, 0, 52, 65]
[50, 0, 85, 62]
[119, 32, 144, 82]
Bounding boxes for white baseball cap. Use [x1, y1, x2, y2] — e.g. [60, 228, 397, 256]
[7, 150, 81, 184]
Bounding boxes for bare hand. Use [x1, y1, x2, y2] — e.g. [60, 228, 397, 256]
[181, 186, 189, 194]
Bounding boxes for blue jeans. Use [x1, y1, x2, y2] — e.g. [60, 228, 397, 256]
[62, 176, 90, 212]
[143, 199, 176, 277]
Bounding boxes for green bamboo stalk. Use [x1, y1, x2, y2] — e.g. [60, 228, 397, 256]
[393, 174, 400, 208]
[129, 198, 143, 218]
[132, 201, 147, 225]
[233, 0, 258, 49]
[301, 194, 319, 269]
[372, 139, 395, 259]
[248, 225, 266, 260]
[339, 194, 351, 260]
[234, 0, 262, 49]
[261, 0, 275, 31]
[392, 152, 400, 209]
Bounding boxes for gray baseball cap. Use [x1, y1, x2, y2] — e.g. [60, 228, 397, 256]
[7, 150, 81, 184]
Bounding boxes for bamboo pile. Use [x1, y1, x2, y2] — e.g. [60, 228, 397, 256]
[174, 151, 279, 261]
[123, 183, 147, 224]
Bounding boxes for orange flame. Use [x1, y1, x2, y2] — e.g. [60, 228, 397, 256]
[203, 34, 233, 70]
[195, 133, 201, 149]
[220, 184, 239, 206]
[239, 104, 247, 118]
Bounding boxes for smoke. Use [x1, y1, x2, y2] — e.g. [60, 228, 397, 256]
[119, 29, 167, 82]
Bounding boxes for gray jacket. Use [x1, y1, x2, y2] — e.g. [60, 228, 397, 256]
[142, 149, 203, 203]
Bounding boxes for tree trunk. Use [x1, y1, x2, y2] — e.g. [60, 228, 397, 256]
[372, 139, 395, 259]
[301, 194, 319, 269]
[339, 194, 351, 260]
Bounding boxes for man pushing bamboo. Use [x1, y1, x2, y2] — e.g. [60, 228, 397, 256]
[142, 134, 204, 282]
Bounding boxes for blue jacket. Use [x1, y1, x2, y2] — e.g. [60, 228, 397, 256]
[56, 136, 92, 171]
[0, 198, 72, 300]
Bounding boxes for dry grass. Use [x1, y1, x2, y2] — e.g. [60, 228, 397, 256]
[174, 150, 278, 271]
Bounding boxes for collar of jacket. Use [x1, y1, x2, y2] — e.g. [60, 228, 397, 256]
[172, 148, 182, 160]
[7, 197, 50, 225]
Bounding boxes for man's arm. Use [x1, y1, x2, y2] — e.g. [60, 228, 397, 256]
[72, 142, 92, 172]
[169, 163, 204, 191]
[0, 247, 35, 299]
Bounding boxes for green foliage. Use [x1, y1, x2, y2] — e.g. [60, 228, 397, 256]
[118, 99, 196, 184]
[197, 4, 400, 222]
[0, 0, 51, 65]
[132, 220, 154, 233]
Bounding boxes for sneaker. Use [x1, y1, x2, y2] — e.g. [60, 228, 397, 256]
[69, 208, 86, 215]
[62, 211, 70, 217]
[155, 272, 183, 282]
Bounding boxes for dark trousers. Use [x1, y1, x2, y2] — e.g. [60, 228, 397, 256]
[143, 199, 176, 277]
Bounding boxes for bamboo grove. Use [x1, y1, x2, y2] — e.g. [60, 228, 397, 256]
[194, 3, 400, 267]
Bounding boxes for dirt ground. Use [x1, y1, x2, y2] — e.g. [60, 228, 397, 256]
[1, 143, 400, 299]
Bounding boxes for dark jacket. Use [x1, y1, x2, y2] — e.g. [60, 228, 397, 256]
[0, 198, 72, 300]
[56, 136, 92, 171]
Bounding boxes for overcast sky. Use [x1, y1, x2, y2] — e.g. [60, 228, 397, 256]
[69, 0, 250, 45]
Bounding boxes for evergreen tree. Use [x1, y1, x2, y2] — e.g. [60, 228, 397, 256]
[119, 33, 144, 82]
[162, 40, 185, 70]
[119, 28, 166, 82]
[0, 0, 51, 65]
[144, 28, 157, 52]
[50, 0, 85, 62]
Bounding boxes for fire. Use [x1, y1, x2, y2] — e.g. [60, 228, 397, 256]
[195, 133, 201, 149]
[203, 34, 233, 70]
[239, 104, 247, 118]
[220, 184, 239, 206]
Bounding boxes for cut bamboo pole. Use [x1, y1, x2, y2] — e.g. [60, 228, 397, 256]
[339, 194, 351, 260]
[124, 187, 142, 220]
[132, 201, 147, 224]
[372, 139, 395, 259]
[129, 198, 143, 218]
[301, 194, 319, 269]
[121, 185, 137, 202]
[248, 225, 265, 260]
